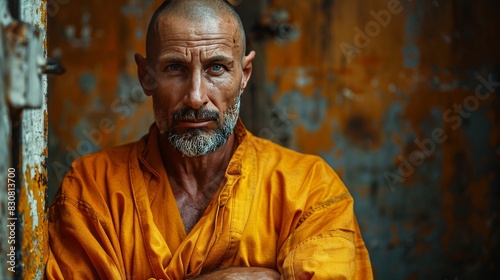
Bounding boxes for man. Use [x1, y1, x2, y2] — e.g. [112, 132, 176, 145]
[46, 0, 373, 279]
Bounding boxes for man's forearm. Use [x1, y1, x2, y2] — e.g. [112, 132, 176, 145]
[191, 267, 281, 280]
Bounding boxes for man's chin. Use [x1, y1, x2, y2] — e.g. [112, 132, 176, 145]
[167, 132, 226, 157]
[171, 127, 212, 139]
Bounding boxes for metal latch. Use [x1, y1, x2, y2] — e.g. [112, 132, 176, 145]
[1, 1, 64, 110]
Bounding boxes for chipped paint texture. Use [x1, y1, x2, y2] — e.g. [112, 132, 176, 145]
[1, 0, 48, 278]
[18, 0, 48, 279]
[0, 1, 14, 279]
[47, 0, 499, 279]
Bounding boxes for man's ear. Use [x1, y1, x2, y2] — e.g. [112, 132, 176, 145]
[240, 51, 256, 93]
[134, 53, 156, 96]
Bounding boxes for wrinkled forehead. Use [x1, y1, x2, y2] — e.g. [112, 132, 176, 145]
[159, 32, 237, 49]
[148, 13, 243, 61]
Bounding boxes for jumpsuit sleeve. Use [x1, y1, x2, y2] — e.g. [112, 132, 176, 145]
[45, 167, 125, 280]
[277, 161, 373, 280]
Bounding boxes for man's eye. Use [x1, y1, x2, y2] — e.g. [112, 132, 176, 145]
[167, 64, 181, 72]
[211, 64, 224, 72]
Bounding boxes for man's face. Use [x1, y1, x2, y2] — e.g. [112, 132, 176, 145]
[141, 13, 253, 157]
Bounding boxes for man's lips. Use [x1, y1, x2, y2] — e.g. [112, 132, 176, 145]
[175, 118, 216, 128]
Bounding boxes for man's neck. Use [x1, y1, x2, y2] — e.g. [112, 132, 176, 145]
[160, 133, 236, 197]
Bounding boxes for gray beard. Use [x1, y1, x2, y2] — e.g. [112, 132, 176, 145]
[166, 96, 240, 157]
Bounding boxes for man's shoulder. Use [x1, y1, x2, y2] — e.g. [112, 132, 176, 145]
[244, 133, 335, 180]
[70, 141, 137, 172]
[246, 133, 326, 165]
[244, 133, 348, 199]
[61, 138, 145, 194]
[53, 141, 140, 214]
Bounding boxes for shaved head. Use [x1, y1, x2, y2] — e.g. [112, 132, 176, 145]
[146, 0, 246, 62]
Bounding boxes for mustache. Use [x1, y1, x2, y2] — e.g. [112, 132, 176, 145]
[171, 107, 220, 123]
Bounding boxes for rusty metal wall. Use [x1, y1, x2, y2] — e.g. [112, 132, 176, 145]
[255, 0, 500, 279]
[47, 0, 499, 279]
[47, 0, 157, 200]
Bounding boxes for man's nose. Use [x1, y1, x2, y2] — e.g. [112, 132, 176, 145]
[183, 71, 209, 109]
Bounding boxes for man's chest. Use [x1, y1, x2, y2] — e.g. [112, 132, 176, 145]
[174, 193, 211, 233]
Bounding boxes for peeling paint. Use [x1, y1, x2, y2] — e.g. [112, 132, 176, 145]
[19, 165, 48, 280]
[18, 0, 48, 279]
[0, 2, 15, 279]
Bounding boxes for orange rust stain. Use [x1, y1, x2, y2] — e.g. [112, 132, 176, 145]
[19, 165, 48, 279]
[404, 272, 418, 280]
[40, 1, 48, 57]
[389, 235, 400, 247]
[43, 110, 48, 139]
[334, 166, 345, 179]
[48, 0, 160, 154]
[390, 224, 398, 234]
[403, 222, 413, 232]
[354, 55, 383, 67]
[294, 122, 333, 154]
[37, 0, 47, 28]
[417, 224, 436, 237]
[356, 184, 371, 199]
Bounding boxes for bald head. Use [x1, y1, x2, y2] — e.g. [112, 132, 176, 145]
[146, 0, 246, 62]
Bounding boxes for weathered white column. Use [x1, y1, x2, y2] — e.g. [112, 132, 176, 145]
[0, 1, 14, 279]
[0, 0, 48, 279]
[18, 0, 48, 279]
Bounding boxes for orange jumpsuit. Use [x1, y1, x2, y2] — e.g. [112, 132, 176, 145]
[46, 120, 373, 279]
